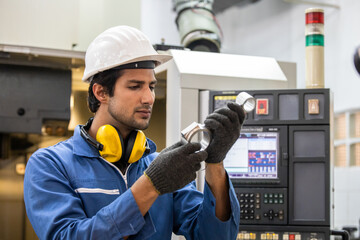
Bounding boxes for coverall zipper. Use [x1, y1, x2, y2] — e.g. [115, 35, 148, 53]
[100, 157, 132, 189]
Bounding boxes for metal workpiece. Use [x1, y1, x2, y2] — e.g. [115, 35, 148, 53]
[181, 92, 254, 150]
[181, 122, 211, 150]
[236, 92, 255, 113]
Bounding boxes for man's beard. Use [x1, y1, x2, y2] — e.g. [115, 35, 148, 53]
[108, 104, 151, 131]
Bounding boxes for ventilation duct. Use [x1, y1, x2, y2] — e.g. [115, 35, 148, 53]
[173, 0, 222, 52]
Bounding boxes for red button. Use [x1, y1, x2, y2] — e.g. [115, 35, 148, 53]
[289, 234, 295, 240]
[256, 98, 269, 115]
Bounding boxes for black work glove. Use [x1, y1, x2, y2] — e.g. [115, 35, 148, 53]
[204, 102, 246, 163]
[144, 142, 208, 195]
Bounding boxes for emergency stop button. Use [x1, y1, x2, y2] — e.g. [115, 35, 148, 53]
[256, 98, 269, 115]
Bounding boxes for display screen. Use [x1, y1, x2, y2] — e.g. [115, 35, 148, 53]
[224, 131, 279, 179]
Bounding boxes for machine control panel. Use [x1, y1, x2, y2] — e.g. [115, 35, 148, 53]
[236, 188, 287, 225]
[208, 89, 331, 238]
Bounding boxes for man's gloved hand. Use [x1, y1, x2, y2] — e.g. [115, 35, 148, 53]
[144, 142, 208, 195]
[204, 102, 246, 163]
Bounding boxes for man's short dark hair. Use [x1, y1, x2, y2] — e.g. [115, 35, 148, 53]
[87, 68, 124, 113]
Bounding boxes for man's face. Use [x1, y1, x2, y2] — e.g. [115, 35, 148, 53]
[107, 68, 156, 131]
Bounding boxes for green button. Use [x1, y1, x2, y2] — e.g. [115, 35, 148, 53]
[269, 193, 273, 198]
[264, 193, 268, 198]
[264, 199, 268, 204]
[274, 199, 278, 204]
[279, 199, 284, 204]
[279, 193, 284, 198]
[274, 193, 279, 198]
[269, 199, 273, 204]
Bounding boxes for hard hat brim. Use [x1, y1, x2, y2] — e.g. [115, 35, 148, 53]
[82, 54, 172, 82]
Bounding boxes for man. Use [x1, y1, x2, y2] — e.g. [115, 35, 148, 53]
[24, 26, 245, 239]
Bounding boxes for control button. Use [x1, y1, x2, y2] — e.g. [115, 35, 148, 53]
[261, 233, 267, 240]
[279, 199, 284, 204]
[279, 193, 284, 198]
[244, 233, 250, 239]
[250, 199, 255, 203]
[269, 199, 273, 204]
[279, 215, 284, 220]
[245, 216, 249, 220]
[256, 98, 269, 115]
[256, 199, 260, 204]
[240, 199, 244, 203]
[250, 233, 256, 239]
[308, 98, 320, 115]
[250, 215, 254, 219]
[264, 193, 268, 198]
[295, 234, 301, 240]
[274, 193, 279, 198]
[240, 193, 244, 197]
[250, 193, 254, 198]
[264, 199, 268, 204]
[274, 212, 279, 217]
[274, 199, 278, 204]
[279, 210, 284, 215]
[240, 209, 244, 214]
[273, 234, 279, 240]
[244, 210, 248, 214]
[256, 204, 260, 209]
[283, 234, 289, 240]
[264, 212, 268, 217]
[256, 214, 261, 220]
[245, 193, 249, 198]
[250, 209, 255, 214]
[256, 193, 260, 198]
[269, 193, 273, 198]
[289, 234, 295, 240]
[240, 204, 244, 208]
[250, 204, 254, 209]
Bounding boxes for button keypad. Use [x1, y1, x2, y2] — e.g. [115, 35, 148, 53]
[264, 192, 284, 205]
[237, 188, 287, 225]
[239, 192, 260, 221]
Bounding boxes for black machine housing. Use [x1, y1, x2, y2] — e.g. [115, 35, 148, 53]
[208, 89, 332, 240]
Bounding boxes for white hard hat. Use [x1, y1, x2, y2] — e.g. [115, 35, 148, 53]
[82, 25, 172, 82]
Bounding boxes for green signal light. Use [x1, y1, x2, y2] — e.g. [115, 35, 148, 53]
[306, 34, 324, 46]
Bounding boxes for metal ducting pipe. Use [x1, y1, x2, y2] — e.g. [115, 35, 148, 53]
[173, 0, 222, 52]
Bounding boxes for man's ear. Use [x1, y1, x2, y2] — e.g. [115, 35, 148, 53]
[92, 83, 108, 103]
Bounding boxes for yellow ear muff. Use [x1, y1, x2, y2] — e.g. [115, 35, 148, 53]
[96, 125, 123, 163]
[127, 130, 147, 164]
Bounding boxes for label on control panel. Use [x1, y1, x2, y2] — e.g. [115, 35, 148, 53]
[238, 231, 326, 240]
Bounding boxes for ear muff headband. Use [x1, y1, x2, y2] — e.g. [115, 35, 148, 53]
[81, 119, 149, 163]
[126, 130, 147, 163]
[96, 125, 124, 163]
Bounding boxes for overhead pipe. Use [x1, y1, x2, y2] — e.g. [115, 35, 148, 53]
[173, 0, 222, 52]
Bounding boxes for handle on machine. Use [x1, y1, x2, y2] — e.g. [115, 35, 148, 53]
[331, 229, 350, 240]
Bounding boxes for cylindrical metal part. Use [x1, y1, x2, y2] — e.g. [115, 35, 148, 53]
[305, 8, 324, 89]
[181, 122, 211, 150]
[236, 92, 255, 113]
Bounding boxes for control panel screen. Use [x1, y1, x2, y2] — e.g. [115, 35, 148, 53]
[224, 132, 279, 179]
